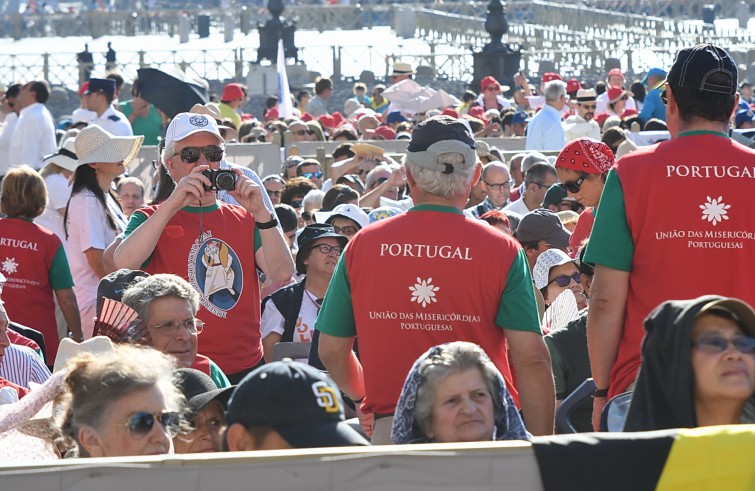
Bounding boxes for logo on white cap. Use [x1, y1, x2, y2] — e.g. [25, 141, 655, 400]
[189, 115, 209, 127]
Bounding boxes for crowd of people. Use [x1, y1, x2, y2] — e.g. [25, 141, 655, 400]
[0, 42, 753, 463]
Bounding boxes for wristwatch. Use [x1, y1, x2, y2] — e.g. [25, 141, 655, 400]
[255, 216, 278, 230]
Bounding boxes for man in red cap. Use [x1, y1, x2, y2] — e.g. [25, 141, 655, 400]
[596, 68, 636, 114]
[219, 82, 246, 129]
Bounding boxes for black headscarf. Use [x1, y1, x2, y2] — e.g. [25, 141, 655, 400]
[624, 295, 754, 431]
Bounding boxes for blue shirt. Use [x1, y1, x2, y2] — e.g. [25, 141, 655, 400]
[525, 104, 566, 151]
[638, 87, 666, 124]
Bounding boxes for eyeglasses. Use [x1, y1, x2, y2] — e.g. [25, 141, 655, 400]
[124, 411, 180, 438]
[532, 182, 550, 189]
[291, 199, 303, 208]
[149, 318, 205, 337]
[560, 174, 588, 194]
[333, 225, 358, 235]
[692, 335, 755, 354]
[175, 145, 224, 163]
[302, 171, 323, 180]
[374, 177, 389, 187]
[621, 95, 629, 101]
[484, 180, 512, 190]
[314, 243, 343, 255]
[301, 211, 313, 221]
[484, 86, 500, 92]
[266, 189, 282, 197]
[292, 129, 309, 136]
[580, 104, 597, 110]
[547, 273, 582, 287]
[661, 86, 668, 105]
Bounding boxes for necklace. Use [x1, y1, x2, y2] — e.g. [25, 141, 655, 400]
[304, 288, 322, 311]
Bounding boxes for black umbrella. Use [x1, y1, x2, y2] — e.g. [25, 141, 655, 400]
[136, 67, 209, 119]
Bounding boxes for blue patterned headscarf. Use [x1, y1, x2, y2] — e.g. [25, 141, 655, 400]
[391, 343, 531, 444]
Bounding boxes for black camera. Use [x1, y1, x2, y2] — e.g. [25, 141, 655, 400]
[202, 169, 236, 191]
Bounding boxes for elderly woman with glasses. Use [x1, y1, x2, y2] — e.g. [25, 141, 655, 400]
[392, 342, 529, 444]
[122, 274, 230, 388]
[555, 137, 614, 256]
[625, 296, 755, 431]
[56, 344, 185, 458]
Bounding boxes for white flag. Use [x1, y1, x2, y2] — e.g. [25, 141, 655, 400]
[277, 40, 293, 118]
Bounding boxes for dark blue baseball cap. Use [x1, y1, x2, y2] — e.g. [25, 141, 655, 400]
[512, 112, 531, 124]
[84, 78, 116, 96]
[386, 110, 408, 124]
[665, 44, 736, 94]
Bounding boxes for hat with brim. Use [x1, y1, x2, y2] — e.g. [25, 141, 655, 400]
[295, 223, 348, 275]
[174, 368, 235, 417]
[75, 125, 144, 167]
[607, 88, 631, 104]
[316, 203, 369, 230]
[515, 209, 571, 250]
[697, 298, 755, 337]
[276, 420, 369, 448]
[641, 68, 668, 86]
[53, 336, 115, 373]
[533, 248, 576, 289]
[42, 137, 78, 172]
[190, 103, 238, 141]
[391, 62, 415, 76]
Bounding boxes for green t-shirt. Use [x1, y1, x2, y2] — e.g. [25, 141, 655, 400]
[50, 244, 74, 289]
[583, 168, 634, 271]
[209, 359, 231, 388]
[120, 101, 163, 146]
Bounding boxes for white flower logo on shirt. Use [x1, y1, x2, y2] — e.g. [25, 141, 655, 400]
[2, 257, 18, 275]
[699, 196, 730, 226]
[409, 277, 439, 308]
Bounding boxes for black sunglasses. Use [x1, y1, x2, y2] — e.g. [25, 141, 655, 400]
[125, 411, 180, 438]
[176, 145, 224, 164]
[560, 174, 588, 194]
[548, 272, 581, 287]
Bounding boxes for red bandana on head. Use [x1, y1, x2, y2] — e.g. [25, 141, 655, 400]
[556, 138, 614, 174]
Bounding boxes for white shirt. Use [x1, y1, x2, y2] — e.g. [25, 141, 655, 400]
[563, 114, 601, 142]
[8, 103, 57, 170]
[526, 104, 567, 151]
[503, 196, 533, 216]
[35, 173, 72, 245]
[91, 105, 133, 136]
[595, 91, 637, 115]
[0, 344, 51, 389]
[65, 191, 127, 311]
[0, 112, 18, 176]
[260, 287, 320, 343]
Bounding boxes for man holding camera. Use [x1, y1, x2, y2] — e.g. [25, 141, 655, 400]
[114, 112, 294, 383]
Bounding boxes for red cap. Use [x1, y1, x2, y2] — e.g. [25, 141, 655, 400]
[331, 112, 344, 126]
[264, 107, 279, 121]
[78, 82, 89, 96]
[373, 125, 397, 140]
[301, 112, 314, 122]
[566, 78, 581, 94]
[620, 108, 638, 119]
[542, 72, 562, 83]
[468, 105, 486, 121]
[241, 113, 254, 121]
[317, 114, 336, 129]
[594, 112, 611, 127]
[480, 75, 500, 92]
[222, 83, 245, 101]
[607, 68, 625, 80]
[607, 87, 629, 104]
[441, 108, 459, 119]
[556, 137, 615, 174]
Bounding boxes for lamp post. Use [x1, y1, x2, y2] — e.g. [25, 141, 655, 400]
[256, 0, 298, 63]
[472, 0, 522, 95]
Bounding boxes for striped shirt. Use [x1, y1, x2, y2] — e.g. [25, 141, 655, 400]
[0, 344, 51, 389]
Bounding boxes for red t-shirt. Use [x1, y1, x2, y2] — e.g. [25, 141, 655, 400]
[569, 207, 595, 257]
[8, 330, 41, 353]
[130, 203, 261, 374]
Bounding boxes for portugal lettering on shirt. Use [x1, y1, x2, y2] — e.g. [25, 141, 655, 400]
[345, 205, 522, 415]
[611, 132, 755, 396]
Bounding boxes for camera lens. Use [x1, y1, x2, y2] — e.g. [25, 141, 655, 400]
[216, 172, 236, 191]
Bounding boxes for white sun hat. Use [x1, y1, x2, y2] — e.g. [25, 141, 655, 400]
[533, 248, 576, 290]
[41, 137, 79, 172]
[53, 336, 116, 373]
[74, 125, 144, 167]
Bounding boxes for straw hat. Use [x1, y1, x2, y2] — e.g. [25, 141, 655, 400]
[41, 137, 78, 172]
[75, 125, 144, 167]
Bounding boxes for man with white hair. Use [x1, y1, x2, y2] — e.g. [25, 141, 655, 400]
[316, 115, 554, 444]
[114, 112, 294, 383]
[526, 80, 568, 151]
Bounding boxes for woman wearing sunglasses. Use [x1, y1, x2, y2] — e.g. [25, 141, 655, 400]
[555, 137, 614, 257]
[625, 296, 755, 431]
[532, 248, 588, 329]
[56, 344, 185, 457]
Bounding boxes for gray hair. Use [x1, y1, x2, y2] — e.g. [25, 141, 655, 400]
[122, 274, 200, 323]
[404, 152, 477, 200]
[301, 189, 325, 211]
[480, 161, 510, 182]
[522, 152, 549, 174]
[262, 174, 286, 185]
[414, 342, 501, 438]
[364, 163, 395, 189]
[543, 80, 567, 103]
[56, 345, 184, 457]
[116, 176, 145, 197]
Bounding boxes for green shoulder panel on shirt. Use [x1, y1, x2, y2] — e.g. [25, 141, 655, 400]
[254, 227, 262, 252]
[583, 169, 634, 271]
[495, 249, 542, 333]
[209, 360, 231, 388]
[49, 244, 74, 290]
[314, 253, 356, 338]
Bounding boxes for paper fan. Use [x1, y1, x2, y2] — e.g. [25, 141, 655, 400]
[93, 298, 150, 344]
[541, 289, 580, 335]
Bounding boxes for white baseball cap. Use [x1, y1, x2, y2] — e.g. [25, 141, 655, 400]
[165, 112, 225, 145]
[315, 203, 369, 230]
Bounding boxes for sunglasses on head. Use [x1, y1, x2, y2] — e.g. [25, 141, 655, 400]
[302, 171, 323, 180]
[176, 145, 224, 163]
[548, 272, 581, 287]
[125, 411, 180, 438]
[560, 174, 588, 194]
[693, 335, 755, 354]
